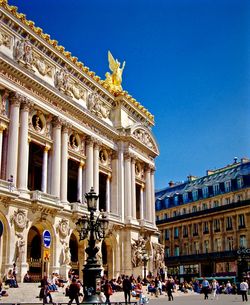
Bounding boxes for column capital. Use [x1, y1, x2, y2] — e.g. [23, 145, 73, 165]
[0, 121, 7, 132]
[111, 150, 118, 160]
[9, 92, 24, 106]
[124, 152, 132, 161]
[85, 135, 94, 146]
[93, 139, 102, 149]
[44, 143, 51, 152]
[52, 116, 63, 128]
[21, 99, 34, 111]
[145, 163, 155, 172]
[62, 122, 72, 133]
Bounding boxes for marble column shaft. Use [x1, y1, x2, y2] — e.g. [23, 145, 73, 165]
[145, 166, 152, 222]
[131, 158, 136, 219]
[140, 184, 144, 219]
[106, 174, 111, 212]
[77, 161, 84, 202]
[93, 141, 99, 208]
[61, 125, 68, 202]
[17, 101, 31, 190]
[6, 94, 21, 186]
[150, 169, 156, 225]
[85, 138, 94, 194]
[51, 118, 61, 198]
[41, 145, 50, 193]
[124, 154, 132, 219]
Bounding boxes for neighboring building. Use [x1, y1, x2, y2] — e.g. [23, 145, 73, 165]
[156, 158, 250, 280]
[0, 1, 160, 282]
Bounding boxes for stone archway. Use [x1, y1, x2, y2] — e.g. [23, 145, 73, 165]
[69, 232, 79, 276]
[0, 214, 10, 278]
[27, 226, 42, 281]
[101, 236, 117, 279]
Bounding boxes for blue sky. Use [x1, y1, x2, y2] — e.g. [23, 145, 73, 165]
[8, 0, 250, 190]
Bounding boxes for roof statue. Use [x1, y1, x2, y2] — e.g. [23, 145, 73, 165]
[104, 51, 125, 92]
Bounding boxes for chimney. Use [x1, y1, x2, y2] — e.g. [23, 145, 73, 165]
[187, 175, 197, 182]
[168, 180, 175, 187]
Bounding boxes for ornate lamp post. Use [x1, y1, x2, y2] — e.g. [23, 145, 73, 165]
[76, 187, 109, 302]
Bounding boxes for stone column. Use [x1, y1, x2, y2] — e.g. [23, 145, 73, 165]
[145, 165, 152, 222]
[106, 173, 111, 212]
[0, 123, 7, 175]
[150, 166, 156, 225]
[61, 124, 69, 203]
[110, 151, 119, 214]
[17, 100, 33, 190]
[6, 92, 22, 186]
[140, 184, 144, 220]
[131, 156, 136, 219]
[124, 152, 132, 220]
[93, 140, 100, 208]
[41, 144, 50, 193]
[77, 160, 84, 203]
[85, 136, 94, 194]
[118, 144, 125, 220]
[51, 117, 62, 198]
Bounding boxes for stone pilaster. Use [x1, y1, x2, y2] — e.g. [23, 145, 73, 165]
[131, 156, 136, 219]
[150, 166, 156, 226]
[93, 140, 100, 208]
[6, 92, 22, 186]
[106, 173, 111, 212]
[0, 122, 7, 175]
[111, 151, 119, 214]
[140, 183, 144, 220]
[51, 116, 62, 198]
[17, 99, 33, 190]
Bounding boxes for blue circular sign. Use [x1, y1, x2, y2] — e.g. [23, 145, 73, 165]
[43, 230, 51, 248]
[0, 221, 3, 238]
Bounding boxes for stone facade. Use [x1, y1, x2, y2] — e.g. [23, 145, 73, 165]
[155, 159, 250, 280]
[0, 1, 160, 282]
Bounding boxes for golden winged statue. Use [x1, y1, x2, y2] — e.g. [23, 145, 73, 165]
[104, 51, 126, 92]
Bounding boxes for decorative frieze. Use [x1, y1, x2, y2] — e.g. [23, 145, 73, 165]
[133, 128, 154, 149]
[13, 38, 34, 70]
[87, 92, 110, 119]
[0, 30, 11, 48]
[33, 52, 53, 77]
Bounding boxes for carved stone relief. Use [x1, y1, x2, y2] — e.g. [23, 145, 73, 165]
[0, 30, 11, 48]
[14, 38, 33, 69]
[152, 243, 165, 271]
[57, 219, 70, 239]
[87, 92, 110, 119]
[131, 235, 147, 267]
[133, 129, 154, 149]
[33, 52, 53, 77]
[10, 209, 29, 231]
[30, 111, 46, 134]
[99, 149, 108, 166]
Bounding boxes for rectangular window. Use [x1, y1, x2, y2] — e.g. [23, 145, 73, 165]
[225, 197, 231, 205]
[226, 217, 233, 230]
[165, 247, 170, 257]
[194, 241, 199, 254]
[174, 246, 179, 256]
[173, 211, 177, 217]
[226, 237, 234, 251]
[182, 208, 186, 215]
[192, 206, 197, 213]
[192, 190, 198, 201]
[174, 227, 179, 238]
[165, 229, 169, 240]
[204, 240, 209, 253]
[174, 195, 179, 205]
[203, 221, 209, 233]
[237, 178, 243, 189]
[213, 219, 220, 232]
[183, 225, 188, 237]
[193, 223, 198, 236]
[213, 184, 220, 195]
[202, 186, 209, 198]
[239, 235, 247, 248]
[214, 238, 222, 251]
[238, 214, 245, 228]
[202, 203, 208, 210]
[225, 180, 231, 192]
[183, 192, 189, 203]
[213, 200, 219, 208]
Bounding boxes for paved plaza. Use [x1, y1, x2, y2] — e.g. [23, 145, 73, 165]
[0, 283, 249, 304]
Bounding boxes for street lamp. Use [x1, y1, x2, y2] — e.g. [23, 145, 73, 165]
[76, 187, 109, 302]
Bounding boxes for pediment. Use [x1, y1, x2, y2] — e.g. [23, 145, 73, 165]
[128, 124, 159, 155]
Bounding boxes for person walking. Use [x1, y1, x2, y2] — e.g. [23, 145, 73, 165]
[240, 279, 249, 302]
[211, 279, 219, 300]
[122, 275, 132, 303]
[166, 279, 174, 301]
[68, 278, 80, 305]
[202, 277, 210, 300]
[103, 280, 113, 305]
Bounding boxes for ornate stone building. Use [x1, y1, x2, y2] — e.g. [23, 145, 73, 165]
[0, 1, 161, 282]
[156, 158, 250, 280]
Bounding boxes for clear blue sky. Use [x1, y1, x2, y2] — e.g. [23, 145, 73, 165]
[8, 0, 250, 190]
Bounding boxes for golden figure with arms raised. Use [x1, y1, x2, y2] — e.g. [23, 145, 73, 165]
[104, 51, 125, 92]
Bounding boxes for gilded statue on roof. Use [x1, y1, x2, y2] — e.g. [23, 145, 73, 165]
[104, 51, 125, 92]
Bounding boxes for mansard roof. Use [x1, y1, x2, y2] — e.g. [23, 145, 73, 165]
[155, 159, 250, 208]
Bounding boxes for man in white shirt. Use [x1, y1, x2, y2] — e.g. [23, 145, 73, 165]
[240, 279, 249, 302]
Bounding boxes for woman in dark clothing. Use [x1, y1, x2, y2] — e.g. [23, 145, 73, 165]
[68, 278, 80, 305]
[166, 280, 174, 301]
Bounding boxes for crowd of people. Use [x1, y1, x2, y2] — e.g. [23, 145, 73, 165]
[0, 267, 249, 303]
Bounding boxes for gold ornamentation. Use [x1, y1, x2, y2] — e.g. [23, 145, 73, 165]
[104, 51, 125, 92]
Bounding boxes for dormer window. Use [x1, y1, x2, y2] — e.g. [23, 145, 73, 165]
[237, 177, 243, 189]
[213, 184, 220, 195]
[225, 180, 231, 192]
[192, 190, 198, 201]
[202, 186, 209, 198]
[183, 192, 189, 203]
